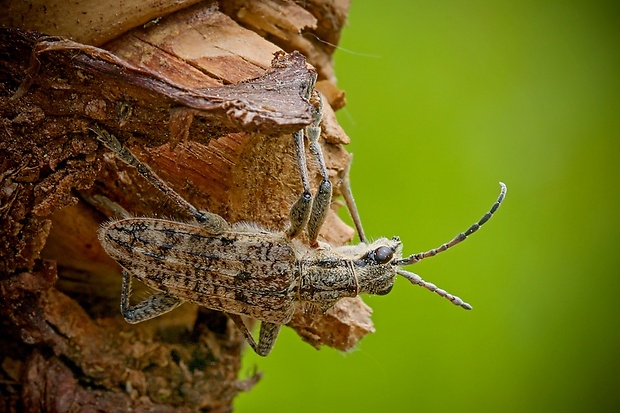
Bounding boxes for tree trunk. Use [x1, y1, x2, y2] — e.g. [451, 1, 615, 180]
[0, 1, 374, 411]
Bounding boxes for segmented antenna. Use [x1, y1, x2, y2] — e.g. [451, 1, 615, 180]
[397, 269, 473, 310]
[394, 182, 506, 266]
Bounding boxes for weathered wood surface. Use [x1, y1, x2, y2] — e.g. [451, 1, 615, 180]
[0, 1, 374, 411]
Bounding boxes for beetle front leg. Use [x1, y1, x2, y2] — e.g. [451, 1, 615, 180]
[121, 269, 183, 323]
[336, 153, 367, 243]
[286, 94, 332, 247]
[306, 94, 331, 247]
[227, 313, 282, 357]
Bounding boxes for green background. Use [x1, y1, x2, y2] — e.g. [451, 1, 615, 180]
[237, 1, 619, 412]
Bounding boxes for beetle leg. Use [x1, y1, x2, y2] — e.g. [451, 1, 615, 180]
[91, 126, 229, 232]
[305, 94, 331, 247]
[286, 129, 313, 239]
[120, 269, 183, 323]
[227, 313, 281, 357]
[336, 153, 367, 244]
[286, 93, 332, 247]
[80, 192, 132, 219]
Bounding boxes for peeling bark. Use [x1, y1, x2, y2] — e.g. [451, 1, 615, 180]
[0, 1, 372, 411]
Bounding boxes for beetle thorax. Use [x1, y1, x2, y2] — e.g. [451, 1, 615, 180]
[298, 238, 402, 310]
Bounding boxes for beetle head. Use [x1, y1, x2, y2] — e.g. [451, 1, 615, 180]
[353, 236, 472, 309]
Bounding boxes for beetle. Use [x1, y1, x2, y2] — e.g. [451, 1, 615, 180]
[92, 117, 506, 356]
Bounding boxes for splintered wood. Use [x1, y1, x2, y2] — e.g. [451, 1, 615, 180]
[1, 1, 365, 411]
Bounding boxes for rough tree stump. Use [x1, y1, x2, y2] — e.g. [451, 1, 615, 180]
[0, 1, 375, 411]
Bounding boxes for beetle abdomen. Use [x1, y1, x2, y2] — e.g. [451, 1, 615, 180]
[100, 218, 298, 323]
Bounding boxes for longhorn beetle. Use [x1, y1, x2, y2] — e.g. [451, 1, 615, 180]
[92, 99, 506, 356]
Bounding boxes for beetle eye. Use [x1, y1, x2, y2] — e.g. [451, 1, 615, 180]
[370, 246, 394, 264]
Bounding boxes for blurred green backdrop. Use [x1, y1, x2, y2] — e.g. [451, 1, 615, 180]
[236, 1, 619, 412]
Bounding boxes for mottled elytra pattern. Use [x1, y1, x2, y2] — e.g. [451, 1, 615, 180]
[103, 219, 299, 324]
[93, 118, 506, 356]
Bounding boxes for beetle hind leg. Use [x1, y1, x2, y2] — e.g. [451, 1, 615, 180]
[121, 269, 183, 323]
[90, 126, 229, 232]
[227, 313, 281, 357]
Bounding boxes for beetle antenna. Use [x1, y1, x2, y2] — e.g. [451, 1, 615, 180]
[394, 182, 506, 266]
[397, 269, 472, 310]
